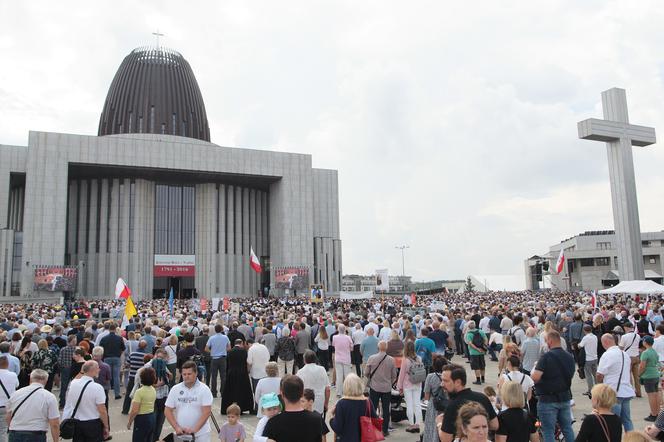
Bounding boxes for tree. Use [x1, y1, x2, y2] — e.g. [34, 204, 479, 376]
[464, 276, 475, 292]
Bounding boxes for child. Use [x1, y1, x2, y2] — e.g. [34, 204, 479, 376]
[219, 403, 246, 442]
[254, 393, 282, 442]
[302, 388, 330, 442]
[483, 386, 500, 414]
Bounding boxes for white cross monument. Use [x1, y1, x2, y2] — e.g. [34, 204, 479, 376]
[577, 88, 656, 281]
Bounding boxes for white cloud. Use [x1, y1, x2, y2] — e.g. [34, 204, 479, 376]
[1, 0, 664, 282]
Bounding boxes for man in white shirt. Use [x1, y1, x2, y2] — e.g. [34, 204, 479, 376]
[63, 360, 110, 441]
[7, 368, 59, 442]
[597, 333, 635, 432]
[653, 324, 664, 362]
[247, 338, 270, 412]
[578, 324, 598, 396]
[0, 356, 19, 441]
[296, 350, 330, 415]
[478, 314, 491, 334]
[165, 361, 213, 442]
[618, 322, 642, 397]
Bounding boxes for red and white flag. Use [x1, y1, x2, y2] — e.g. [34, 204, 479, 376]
[555, 248, 565, 274]
[645, 294, 651, 312]
[590, 291, 598, 309]
[250, 247, 262, 273]
[115, 278, 131, 299]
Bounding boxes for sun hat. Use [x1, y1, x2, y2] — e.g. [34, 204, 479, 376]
[260, 393, 281, 409]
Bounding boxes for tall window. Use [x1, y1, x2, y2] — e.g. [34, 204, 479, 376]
[155, 184, 195, 254]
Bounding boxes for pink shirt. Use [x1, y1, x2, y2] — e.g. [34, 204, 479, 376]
[333, 334, 353, 364]
[397, 356, 422, 390]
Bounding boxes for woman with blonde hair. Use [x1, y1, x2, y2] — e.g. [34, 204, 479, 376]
[576, 383, 622, 442]
[163, 334, 178, 387]
[329, 373, 378, 442]
[495, 381, 537, 442]
[454, 402, 490, 442]
[31, 338, 57, 391]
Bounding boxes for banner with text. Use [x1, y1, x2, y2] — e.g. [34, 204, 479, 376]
[375, 269, 389, 291]
[274, 266, 309, 290]
[340, 291, 374, 300]
[33, 266, 78, 292]
[154, 255, 195, 277]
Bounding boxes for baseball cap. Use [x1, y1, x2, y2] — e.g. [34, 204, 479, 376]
[260, 393, 281, 409]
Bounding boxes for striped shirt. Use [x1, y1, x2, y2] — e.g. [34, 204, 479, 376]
[127, 350, 146, 379]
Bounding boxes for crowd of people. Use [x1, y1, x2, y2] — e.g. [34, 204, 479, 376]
[0, 289, 661, 441]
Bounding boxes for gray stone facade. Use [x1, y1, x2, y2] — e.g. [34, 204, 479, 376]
[0, 131, 342, 300]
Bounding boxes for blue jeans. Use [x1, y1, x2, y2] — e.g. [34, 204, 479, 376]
[105, 356, 122, 397]
[537, 400, 575, 442]
[8, 432, 46, 442]
[59, 365, 71, 408]
[612, 396, 633, 432]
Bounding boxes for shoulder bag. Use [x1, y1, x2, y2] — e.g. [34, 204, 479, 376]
[359, 399, 384, 442]
[367, 354, 388, 387]
[60, 380, 93, 440]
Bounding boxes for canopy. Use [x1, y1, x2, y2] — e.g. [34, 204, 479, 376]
[598, 280, 664, 295]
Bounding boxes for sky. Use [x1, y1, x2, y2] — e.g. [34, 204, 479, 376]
[1, 1, 664, 283]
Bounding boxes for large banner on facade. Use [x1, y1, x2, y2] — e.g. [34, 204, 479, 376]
[375, 269, 389, 291]
[340, 291, 374, 300]
[33, 266, 78, 292]
[154, 255, 195, 277]
[274, 266, 309, 290]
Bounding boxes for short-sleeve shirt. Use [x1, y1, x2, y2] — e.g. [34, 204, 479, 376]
[464, 330, 487, 356]
[619, 332, 640, 357]
[8, 384, 60, 432]
[165, 380, 214, 438]
[597, 346, 635, 398]
[441, 388, 497, 435]
[132, 385, 156, 414]
[263, 410, 323, 442]
[533, 347, 574, 402]
[332, 334, 353, 364]
[219, 422, 246, 442]
[640, 348, 660, 379]
[496, 408, 537, 442]
[62, 376, 106, 421]
[207, 333, 230, 358]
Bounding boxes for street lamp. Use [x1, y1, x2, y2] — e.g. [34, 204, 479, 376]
[395, 245, 409, 277]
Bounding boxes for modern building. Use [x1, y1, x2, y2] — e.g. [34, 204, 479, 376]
[341, 274, 412, 293]
[0, 46, 342, 301]
[525, 230, 664, 291]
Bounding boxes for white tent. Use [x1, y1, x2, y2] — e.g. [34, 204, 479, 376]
[598, 280, 664, 295]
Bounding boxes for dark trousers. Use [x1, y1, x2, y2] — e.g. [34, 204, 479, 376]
[209, 356, 227, 396]
[203, 358, 211, 385]
[166, 364, 177, 388]
[454, 333, 464, 355]
[45, 373, 54, 392]
[59, 366, 71, 408]
[251, 377, 261, 414]
[153, 397, 167, 442]
[132, 412, 155, 442]
[369, 389, 391, 434]
[317, 349, 330, 371]
[295, 353, 305, 370]
[122, 377, 135, 414]
[73, 418, 103, 442]
[488, 343, 502, 361]
[8, 431, 46, 442]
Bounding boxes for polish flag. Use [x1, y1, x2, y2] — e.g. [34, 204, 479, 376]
[555, 248, 565, 274]
[250, 247, 262, 273]
[590, 291, 598, 310]
[115, 278, 131, 299]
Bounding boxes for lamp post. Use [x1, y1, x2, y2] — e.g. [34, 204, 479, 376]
[395, 245, 409, 277]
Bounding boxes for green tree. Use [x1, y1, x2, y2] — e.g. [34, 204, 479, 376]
[464, 276, 475, 292]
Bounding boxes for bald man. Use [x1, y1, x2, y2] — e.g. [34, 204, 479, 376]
[365, 341, 397, 437]
[63, 360, 110, 441]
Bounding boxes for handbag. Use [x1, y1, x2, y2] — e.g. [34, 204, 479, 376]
[359, 399, 384, 442]
[60, 380, 92, 439]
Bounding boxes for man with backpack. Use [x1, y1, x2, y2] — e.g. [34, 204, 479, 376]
[464, 321, 487, 385]
[415, 327, 436, 371]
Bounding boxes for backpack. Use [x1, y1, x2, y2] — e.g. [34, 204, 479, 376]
[189, 353, 206, 380]
[471, 330, 486, 351]
[431, 374, 448, 411]
[416, 342, 432, 367]
[407, 357, 427, 384]
[506, 372, 529, 411]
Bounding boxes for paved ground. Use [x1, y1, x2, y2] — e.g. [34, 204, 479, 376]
[49, 357, 655, 441]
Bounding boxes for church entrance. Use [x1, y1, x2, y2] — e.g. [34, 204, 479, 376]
[152, 276, 195, 299]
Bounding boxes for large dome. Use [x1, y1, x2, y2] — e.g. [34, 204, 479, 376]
[98, 46, 210, 142]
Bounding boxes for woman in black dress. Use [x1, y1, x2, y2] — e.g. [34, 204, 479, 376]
[220, 339, 254, 414]
[575, 383, 622, 442]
